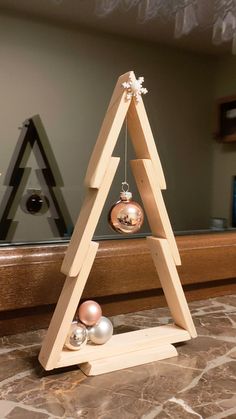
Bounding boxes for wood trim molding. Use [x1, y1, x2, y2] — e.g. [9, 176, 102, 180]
[1, 232, 236, 335]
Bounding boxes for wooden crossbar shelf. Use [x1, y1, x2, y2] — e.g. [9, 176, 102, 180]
[57, 325, 190, 368]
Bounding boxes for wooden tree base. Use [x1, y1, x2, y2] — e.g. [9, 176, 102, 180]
[80, 344, 178, 376]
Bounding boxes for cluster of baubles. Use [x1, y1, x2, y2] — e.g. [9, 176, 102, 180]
[64, 300, 113, 351]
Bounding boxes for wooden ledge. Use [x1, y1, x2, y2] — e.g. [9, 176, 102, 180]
[0, 232, 236, 335]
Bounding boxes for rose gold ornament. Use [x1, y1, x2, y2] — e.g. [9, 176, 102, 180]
[77, 300, 102, 326]
[108, 190, 144, 234]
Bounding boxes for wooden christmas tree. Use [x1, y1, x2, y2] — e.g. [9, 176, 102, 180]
[0, 115, 72, 240]
[39, 71, 197, 376]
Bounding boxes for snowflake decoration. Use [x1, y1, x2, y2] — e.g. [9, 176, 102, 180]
[122, 75, 148, 102]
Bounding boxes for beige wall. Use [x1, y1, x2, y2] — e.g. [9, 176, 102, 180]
[0, 12, 216, 242]
[212, 55, 236, 227]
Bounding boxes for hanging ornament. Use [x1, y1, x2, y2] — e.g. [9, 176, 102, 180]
[64, 322, 88, 351]
[26, 193, 43, 214]
[88, 316, 113, 345]
[77, 300, 102, 326]
[108, 186, 144, 234]
[108, 117, 144, 234]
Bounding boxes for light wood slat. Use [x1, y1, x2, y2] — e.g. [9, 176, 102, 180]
[85, 71, 132, 188]
[131, 158, 181, 266]
[61, 157, 119, 277]
[127, 98, 166, 189]
[56, 324, 190, 369]
[38, 241, 98, 370]
[85, 70, 166, 190]
[147, 237, 197, 338]
[80, 344, 177, 376]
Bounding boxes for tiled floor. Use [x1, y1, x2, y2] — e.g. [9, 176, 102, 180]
[0, 295, 236, 418]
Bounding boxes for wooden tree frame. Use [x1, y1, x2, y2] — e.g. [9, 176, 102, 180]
[38, 71, 197, 376]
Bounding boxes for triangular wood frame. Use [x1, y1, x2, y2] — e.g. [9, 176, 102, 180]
[0, 115, 72, 240]
[39, 71, 197, 376]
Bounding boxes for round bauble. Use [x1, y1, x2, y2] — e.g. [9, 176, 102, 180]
[78, 300, 102, 326]
[21, 190, 49, 215]
[108, 191, 144, 234]
[88, 316, 113, 345]
[64, 322, 88, 351]
[26, 193, 44, 214]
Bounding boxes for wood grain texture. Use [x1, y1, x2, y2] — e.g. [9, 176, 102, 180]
[0, 232, 236, 336]
[127, 98, 166, 189]
[1, 233, 236, 312]
[39, 241, 98, 370]
[61, 157, 119, 277]
[85, 71, 132, 188]
[1, 278, 236, 336]
[147, 237, 197, 338]
[56, 324, 190, 369]
[85, 70, 166, 189]
[80, 344, 178, 376]
[131, 159, 180, 265]
[97, 278, 236, 316]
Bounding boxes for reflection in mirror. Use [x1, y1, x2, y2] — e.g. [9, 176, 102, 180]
[0, 115, 73, 242]
[0, 0, 236, 244]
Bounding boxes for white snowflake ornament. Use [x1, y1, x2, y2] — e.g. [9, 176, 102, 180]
[122, 75, 148, 102]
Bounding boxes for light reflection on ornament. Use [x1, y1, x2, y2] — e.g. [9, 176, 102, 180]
[64, 322, 88, 351]
[26, 193, 44, 214]
[77, 300, 102, 326]
[108, 191, 144, 234]
[88, 316, 113, 345]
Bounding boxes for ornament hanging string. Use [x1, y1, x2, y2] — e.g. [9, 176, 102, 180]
[108, 75, 146, 235]
[122, 117, 129, 193]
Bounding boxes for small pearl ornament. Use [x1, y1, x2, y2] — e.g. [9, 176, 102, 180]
[64, 322, 88, 351]
[77, 300, 102, 326]
[88, 316, 113, 345]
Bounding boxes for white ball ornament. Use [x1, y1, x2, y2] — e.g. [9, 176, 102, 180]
[88, 316, 113, 345]
[65, 322, 88, 351]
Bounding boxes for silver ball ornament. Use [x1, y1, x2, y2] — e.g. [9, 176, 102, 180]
[65, 322, 88, 351]
[88, 316, 113, 345]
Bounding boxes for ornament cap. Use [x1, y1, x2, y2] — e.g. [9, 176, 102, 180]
[120, 191, 132, 201]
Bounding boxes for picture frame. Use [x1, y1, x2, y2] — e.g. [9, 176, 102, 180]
[215, 95, 236, 142]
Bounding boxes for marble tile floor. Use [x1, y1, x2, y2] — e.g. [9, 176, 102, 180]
[0, 294, 236, 419]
